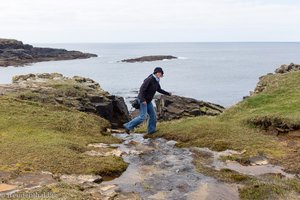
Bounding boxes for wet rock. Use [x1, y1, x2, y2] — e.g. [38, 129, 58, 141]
[0, 73, 129, 128]
[155, 95, 225, 121]
[84, 149, 123, 157]
[0, 38, 97, 67]
[88, 143, 111, 148]
[8, 173, 57, 189]
[103, 133, 211, 200]
[87, 184, 142, 200]
[249, 155, 269, 166]
[166, 140, 177, 147]
[121, 55, 177, 63]
[60, 174, 102, 185]
[114, 192, 143, 200]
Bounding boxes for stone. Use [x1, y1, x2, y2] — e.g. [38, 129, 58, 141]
[84, 149, 123, 157]
[251, 63, 300, 95]
[0, 184, 17, 192]
[8, 173, 57, 189]
[88, 143, 111, 148]
[249, 155, 269, 166]
[0, 73, 129, 128]
[60, 174, 103, 185]
[275, 63, 300, 74]
[121, 55, 177, 63]
[155, 95, 225, 121]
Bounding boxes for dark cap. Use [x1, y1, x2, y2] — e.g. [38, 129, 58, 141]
[153, 67, 164, 75]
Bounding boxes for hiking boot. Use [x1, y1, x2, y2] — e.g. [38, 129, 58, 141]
[123, 125, 130, 134]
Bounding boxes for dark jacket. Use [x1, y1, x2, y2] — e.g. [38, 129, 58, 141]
[138, 74, 170, 103]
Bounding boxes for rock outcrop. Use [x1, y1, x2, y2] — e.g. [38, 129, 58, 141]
[121, 55, 177, 63]
[155, 95, 225, 121]
[251, 63, 300, 95]
[0, 38, 97, 67]
[0, 73, 129, 128]
[275, 63, 300, 74]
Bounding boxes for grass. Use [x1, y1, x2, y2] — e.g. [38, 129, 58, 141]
[239, 178, 300, 200]
[0, 96, 127, 175]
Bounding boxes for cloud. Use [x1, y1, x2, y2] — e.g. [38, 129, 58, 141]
[0, 0, 300, 42]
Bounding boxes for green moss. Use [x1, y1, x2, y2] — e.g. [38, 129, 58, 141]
[240, 178, 300, 200]
[240, 182, 285, 200]
[0, 97, 127, 175]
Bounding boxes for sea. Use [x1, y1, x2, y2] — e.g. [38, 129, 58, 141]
[1, 42, 300, 108]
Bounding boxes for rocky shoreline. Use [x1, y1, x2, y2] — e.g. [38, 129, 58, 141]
[121, 55, 177, 63]
[0, 39, 97, 67]
[0, 73, 129, 128]
[0, 73, 225, 127]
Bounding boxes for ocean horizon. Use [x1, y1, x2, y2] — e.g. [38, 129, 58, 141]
[1, 42, 300, 107]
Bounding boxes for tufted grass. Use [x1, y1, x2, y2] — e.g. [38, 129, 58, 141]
[0, 96, 127, 175]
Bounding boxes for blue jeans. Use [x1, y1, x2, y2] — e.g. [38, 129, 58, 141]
[124, 100, 156, 134]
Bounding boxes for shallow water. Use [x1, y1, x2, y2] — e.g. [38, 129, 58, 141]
[99, 133, 297, 200]
[192, 147, 294, 178]
[102, 133, 240, 200]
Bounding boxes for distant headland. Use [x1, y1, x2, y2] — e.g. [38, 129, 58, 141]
[0, 38, 97, 67]
[121, 55, 177, 63]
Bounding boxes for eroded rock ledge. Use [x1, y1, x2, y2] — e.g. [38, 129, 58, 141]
[0, 38, 97, 67]
[155, 95, 225, 121]
[121, 55, 177, 63]
[0, 73, 129, 127]
[252, 63, 300, 95]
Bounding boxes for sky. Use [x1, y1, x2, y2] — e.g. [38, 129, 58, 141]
[0, 0, 300, 43]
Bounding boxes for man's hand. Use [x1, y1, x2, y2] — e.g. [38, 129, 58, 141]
[143, 101, 147, 105]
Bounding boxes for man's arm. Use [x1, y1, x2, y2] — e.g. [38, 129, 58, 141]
[157, 84, 171, 96]
[139, 77, 152, 102]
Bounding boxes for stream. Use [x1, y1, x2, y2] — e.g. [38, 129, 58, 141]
[0, 132, 295, 200]
[100, 133, 240, 200]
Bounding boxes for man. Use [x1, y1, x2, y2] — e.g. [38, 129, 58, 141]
[124, 67, 171, 134]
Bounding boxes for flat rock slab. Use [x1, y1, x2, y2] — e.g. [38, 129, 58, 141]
[84, 149, 123, 157]
[60, 174, 102, 185]
[0, 184, 17, 192]
[86, 184, 142, 200]
[88, 143, 111, 148]
[7, 173, 57, 189]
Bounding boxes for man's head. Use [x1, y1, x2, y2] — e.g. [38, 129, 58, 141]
[153, 67, 164, 78]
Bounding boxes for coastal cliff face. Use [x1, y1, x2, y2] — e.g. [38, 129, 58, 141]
[0, 39, 97, 67]
[0, 73, 129, 128]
